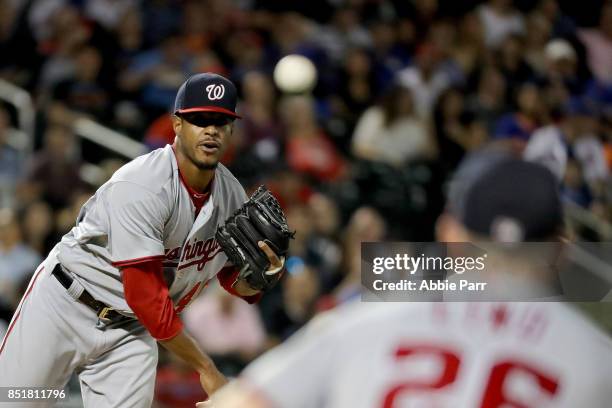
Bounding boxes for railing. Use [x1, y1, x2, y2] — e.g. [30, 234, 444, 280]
[73, 117, 147, 160]
[0, 79, 35, 154]
[0, 79, 147, 187]
[565, 201, 612, 241]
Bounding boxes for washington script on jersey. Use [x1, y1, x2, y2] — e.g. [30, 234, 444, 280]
[372, 278, 487, 291]
[164, 237, 223, 271]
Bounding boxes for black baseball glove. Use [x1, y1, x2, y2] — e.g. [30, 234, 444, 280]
[215, 186, 295, 291]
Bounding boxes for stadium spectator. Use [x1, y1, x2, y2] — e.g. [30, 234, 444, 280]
[143, 113, 175, 150]
[262, 260, 321, 342]
[434, 88, 470, 171]
[155, 352, 208, 408]
[562, 158, 593, 207]
[331, 47, 377, 151]
[0, 0, 40, 86]
[270, 13, 319, 60]
[54, 189, 94, 236]
[84, 0, 138, 32]
[0, 106, 24, 208]
[332, 207, 386, 305]
[397, 42, 459, 118]
[304, 193, 343, 293]
[283, 204, 314, 260]
[578, 2, 612, 84]
[352, 84, 436, 166]
[19, 124, 85, 210]
[0, 209, 42, 307]
[493, 81, 544, 145]
[37, 5, 92, 94]
[282, 96, 347, 182]
[542, 39, 583, 101]
[224, 30, 267, 82]
[118, 33, 194, 121]
[568, 105, 609, 187]
[20, 200, 56, 255]
[184, 285, 266, 375]
[496, 34, 535, 92]
[524, 12, 553, 75]
[466, 65, 508, 132]
[404, 0, 441, 43]
[535, 0, 577, 39]
[313, 6, 372, 64]
[140, 0, 183, 48]
[525, 98, 608, 190]
[235, 71, 284, 172]
[451, 12, 487, 81]
[477, 0, 525, 48]
[114, 6, 144, 66]
[368, 20, 411, 93]
[49, 46, 110, 125]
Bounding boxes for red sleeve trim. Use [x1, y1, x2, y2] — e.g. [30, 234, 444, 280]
[122, 259, 184, 340]
[113, 255, 165, 267]
[217, 266, 263, 304]
[155, 328, 183, 341]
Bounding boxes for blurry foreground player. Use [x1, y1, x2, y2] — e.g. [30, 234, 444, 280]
[209, 154, 612, 408]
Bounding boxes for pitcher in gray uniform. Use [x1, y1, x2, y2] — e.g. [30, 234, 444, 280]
[0, 73, 284, 407]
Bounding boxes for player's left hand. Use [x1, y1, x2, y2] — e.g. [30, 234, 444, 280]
[258, 241, 284, 275]
[215, 185, 294, 292]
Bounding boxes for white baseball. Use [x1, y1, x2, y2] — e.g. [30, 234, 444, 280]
[273, 54, 317, 93]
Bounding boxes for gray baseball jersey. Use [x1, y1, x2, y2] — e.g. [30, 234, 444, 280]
[57, 144, 247, 316]
[0, 144, 247, 407]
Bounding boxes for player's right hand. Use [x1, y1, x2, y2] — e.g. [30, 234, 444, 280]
[206, 380, 270, 408]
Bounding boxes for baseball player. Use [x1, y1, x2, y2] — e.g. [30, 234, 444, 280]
[0, 72, 284, 407]
[210, 155, 612, 408]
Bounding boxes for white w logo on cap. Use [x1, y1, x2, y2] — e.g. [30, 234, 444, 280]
[206, 84, 225, 100]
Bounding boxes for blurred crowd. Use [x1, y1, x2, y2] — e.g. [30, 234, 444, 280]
[1, 0, 612, 406]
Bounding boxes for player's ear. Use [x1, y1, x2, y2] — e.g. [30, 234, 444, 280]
[171, 114, 182, 135]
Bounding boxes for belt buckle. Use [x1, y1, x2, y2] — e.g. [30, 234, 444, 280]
[98, 306, 112, 320]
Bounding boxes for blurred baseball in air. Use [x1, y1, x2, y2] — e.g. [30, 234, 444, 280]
[273, 54, 317, 93]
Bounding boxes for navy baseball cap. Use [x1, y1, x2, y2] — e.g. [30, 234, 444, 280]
[448, 151, 563, 241]
[174, 73, 241, 118]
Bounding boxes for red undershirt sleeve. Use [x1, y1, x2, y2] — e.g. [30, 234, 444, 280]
[217, 266, 263, 304]
[122, 259, 183, 341]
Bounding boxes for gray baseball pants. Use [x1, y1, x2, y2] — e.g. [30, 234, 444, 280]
[0, 247, 158, 407]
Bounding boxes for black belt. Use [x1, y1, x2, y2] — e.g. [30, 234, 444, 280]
[52, 264, 131, 323]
